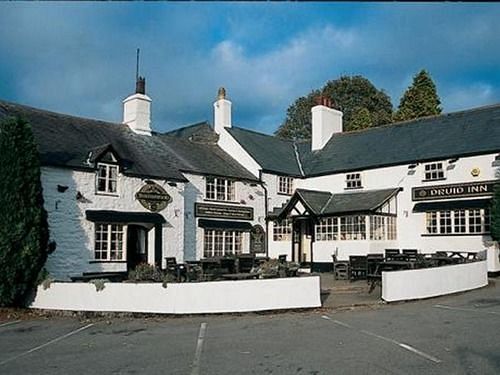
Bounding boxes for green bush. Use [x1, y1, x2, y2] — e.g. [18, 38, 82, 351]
[128, 263, 163, 282]
[0, 116, 49, 306]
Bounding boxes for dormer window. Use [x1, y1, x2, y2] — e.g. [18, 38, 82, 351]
[96, 163, 118, 194]
[424, 162, 445, 181]
[346, 173, 362, 189]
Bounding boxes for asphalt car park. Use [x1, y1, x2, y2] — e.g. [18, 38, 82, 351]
[1, 281, 499, 375]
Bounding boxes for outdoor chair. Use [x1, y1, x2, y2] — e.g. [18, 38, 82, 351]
[165, 257, 177, 272]
[385, 249, 400, 261]
[333, 261, 350, 280]
[278, 254, 287, 264]
[349, 255, 368, 281]
[219, 257, 237, 274]
[402, 249, 418, 262]
[237, 254, 256, 273]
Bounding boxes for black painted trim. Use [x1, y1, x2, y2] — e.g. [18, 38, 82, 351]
[155, 224, 162, 267]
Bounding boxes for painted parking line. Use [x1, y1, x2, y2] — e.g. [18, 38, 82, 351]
[190, 322, 207, 375]
[0, 320, 21, 329]
[0, 323, 94, 366]
[434, 304, 500, 316]
[321, 315, 441, 364]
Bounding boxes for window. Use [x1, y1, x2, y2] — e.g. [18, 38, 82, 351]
[425, 209, 491, 235]
[206, 177, 235, 201]
[94, 223, 125, 261]
[469, 209, 482, 233]
[454, 210, 466, 233]
[440, 211, 452, 234]
[273, 220, 292, 241]
[277, 176, 294, 195]
[204, 229, 243, 257]
[96, 163, 118, 194]
[424, 162, 445, 181]
[387, 217, 397, 240]
[315, 217, 338, 241]
[370, 216, 386, 240]
[346, 173, 362, 189]
[426, 212, 438, 234]
[340, 216, 366, 240]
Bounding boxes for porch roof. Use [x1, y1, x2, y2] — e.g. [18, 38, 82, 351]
[272, 187, 401, 219]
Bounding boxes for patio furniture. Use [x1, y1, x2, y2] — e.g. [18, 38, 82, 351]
[402, 249, 418, 262]
[349, 255, 368, 281]
[366, 254, 384, 281]
[333, 261, 350, 280]
[278, 254, 287, 264]
[221, 272, 259, 280]
[219, 257, 237, 274]
[385, 249, 400, 261]
[237, 254, 256, 273]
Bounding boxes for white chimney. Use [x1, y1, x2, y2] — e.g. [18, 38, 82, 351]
[311, 98, 343, 151]
[123, 77, 152, 136]
[213, 87, 231, 134]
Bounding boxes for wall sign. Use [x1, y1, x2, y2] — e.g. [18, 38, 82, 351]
[412, 180, 496, 201]
[135, 182, 172, 212]
[195, 203, 254, 220]
[250, 225, 265, 254]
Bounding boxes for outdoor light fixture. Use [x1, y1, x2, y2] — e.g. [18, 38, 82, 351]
[168, 182, 178, 187]
[449, 158, 459, 164]
[408, 164, 418, 169]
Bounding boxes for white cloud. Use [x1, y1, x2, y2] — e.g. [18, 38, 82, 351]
[442, 83, 496, 112]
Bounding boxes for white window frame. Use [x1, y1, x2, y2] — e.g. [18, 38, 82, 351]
[205, 177, 236, 202]
[96, 163, 119, 195]
[277, 176, 294, 195]
[425, 209, 491, 235]
[273, 220, 292, 241]
[369, 215, 386, 240]
[94, 223, 127, 261]
[203, 229, 243, 257]
[340, 216, 366, 240]
[345, 173, 362, 189]
[423, 162, 445, 181]
[315, 217, 339, 241]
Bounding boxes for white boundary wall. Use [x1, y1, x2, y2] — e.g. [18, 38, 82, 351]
[30, 276, 321, 314]
[382, 261, 488, 302]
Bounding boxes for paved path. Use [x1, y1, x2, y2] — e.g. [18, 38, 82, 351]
[0, 281, 499, 374]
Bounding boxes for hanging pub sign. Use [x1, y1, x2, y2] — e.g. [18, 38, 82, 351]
[195, 203, 254, 220]
[135, 181, 172, 212]
[250, 225, 265, 254]
[412, 180, 496, 201]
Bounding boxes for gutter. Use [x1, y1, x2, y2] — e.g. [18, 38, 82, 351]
[258, 170, 269, 258]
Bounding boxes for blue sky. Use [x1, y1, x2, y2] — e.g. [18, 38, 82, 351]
[1, 3, 499, 134]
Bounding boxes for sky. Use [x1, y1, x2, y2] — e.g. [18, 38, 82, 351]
[1, 2, 500, 134]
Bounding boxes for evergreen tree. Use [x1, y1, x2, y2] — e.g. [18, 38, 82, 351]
[0, 116, 49, 306]
[350, 106, 373, 131]
[394, 69, 442, 122]
[490, 182, 500, 242]
[275, 75, 393, 140]
[275, 90, 319, 140]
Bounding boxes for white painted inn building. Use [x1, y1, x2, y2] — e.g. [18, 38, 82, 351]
[1, 78, 499, 280]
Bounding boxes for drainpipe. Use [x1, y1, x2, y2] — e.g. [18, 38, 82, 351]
[258, 170, 269, 258]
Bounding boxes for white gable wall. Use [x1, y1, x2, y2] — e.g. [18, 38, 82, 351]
[41, 166, 185, 280]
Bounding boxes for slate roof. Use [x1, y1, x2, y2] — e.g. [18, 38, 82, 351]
[274, 188, 401, 218]
[0, 100, 258, 182]
[226, 127, 304, 177]
[226, 104, 500, 177]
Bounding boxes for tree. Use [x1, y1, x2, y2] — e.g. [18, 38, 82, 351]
[394, 69, 442, 122]
[491, 182, 500, 242]
[350, 106, 373, 131]
[275, 75, 393, 140]
[275, 90, 319, 140]
[0, 116, 49, 306]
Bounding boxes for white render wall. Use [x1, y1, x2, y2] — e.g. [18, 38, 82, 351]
[183, 173, 267, 259]
[260, 153, 499, 271]
[382, 260, 488, 302]
[41, 166, 185, 280]
[30, 276, 321, 314]
[217, 127, 262, 178]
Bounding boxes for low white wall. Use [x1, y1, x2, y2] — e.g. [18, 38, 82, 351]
[382, 261, 488, 302]
[30, 276, 321, 314]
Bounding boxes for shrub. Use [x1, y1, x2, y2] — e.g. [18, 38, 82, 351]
[90, 279, 107, 292]
[128, 263, 163, 282]
[0, 116, 49, 306]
